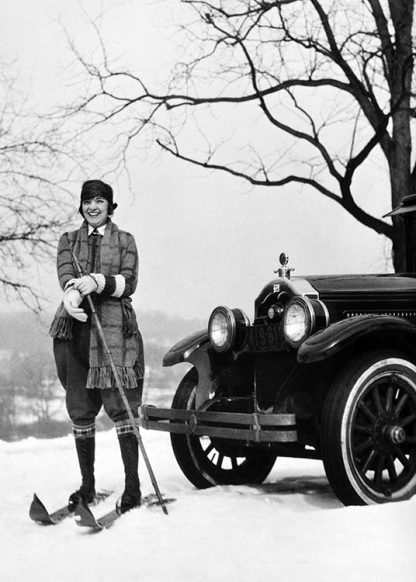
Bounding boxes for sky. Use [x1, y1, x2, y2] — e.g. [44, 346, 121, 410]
[0, 0, 394, 323]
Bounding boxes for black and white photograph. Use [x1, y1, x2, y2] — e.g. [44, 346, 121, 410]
[0, 1, 415, 580]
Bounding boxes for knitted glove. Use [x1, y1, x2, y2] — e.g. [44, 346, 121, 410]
[63, 288, 87, 322]
[72, 275, 98, 296]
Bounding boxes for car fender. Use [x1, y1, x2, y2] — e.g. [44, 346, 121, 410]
[297, 314, 416, 364]
[163, 329, 209, 367]
[163, 330, 218, 408]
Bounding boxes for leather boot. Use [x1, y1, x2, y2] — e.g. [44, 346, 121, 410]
[68, 437, 96, 512]
[118, 433, 141, 514]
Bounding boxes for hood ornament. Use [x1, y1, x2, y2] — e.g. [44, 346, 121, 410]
[274, 252, 294, 279]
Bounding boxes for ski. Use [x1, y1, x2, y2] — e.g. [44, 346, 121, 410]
[74, 493, 176, 531]
[29, 490, 112, 526]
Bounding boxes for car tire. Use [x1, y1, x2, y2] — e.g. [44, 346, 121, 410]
[321, 350, 416, 505]
[170, 367, 277, 489]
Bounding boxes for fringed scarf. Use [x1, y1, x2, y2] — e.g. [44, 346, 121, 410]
[50, 220, 144, 389]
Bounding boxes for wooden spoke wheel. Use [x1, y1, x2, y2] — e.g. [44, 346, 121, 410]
[170, 368, 276, 489]
[321, 351, 416, 505]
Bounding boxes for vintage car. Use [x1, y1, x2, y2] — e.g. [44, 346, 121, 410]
[139, 253, 416, 506]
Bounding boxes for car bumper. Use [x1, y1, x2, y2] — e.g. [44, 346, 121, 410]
[139, 406, 297, 443]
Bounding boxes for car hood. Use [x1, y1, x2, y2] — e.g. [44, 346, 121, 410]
[254, 273, 416, 320]
[305, 273, 416, 297]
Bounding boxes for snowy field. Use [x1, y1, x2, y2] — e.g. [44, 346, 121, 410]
[1, 429, 415, 582]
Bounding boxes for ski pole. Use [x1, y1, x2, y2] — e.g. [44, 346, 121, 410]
[71, 250, 168, 515]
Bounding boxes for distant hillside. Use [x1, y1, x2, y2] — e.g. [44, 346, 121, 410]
[138, 310, 206, 345]
[0, 312, 51, 352]
[0, 310, 206, 353]
[0, 309, 206, 440]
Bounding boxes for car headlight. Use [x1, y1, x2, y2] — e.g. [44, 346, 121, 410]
[282, 297, 329, 347]
[208, 306, 249, 352]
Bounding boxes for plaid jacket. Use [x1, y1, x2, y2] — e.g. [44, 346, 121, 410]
[50, 220, 144, 388]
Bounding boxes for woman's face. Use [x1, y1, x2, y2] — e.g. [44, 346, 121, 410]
[82, 196, 109, 228]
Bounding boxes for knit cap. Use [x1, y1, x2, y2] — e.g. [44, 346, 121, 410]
[79, 180, 118, 215]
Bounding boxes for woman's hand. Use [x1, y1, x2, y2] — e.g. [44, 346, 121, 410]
[63, 289, 87, 322]
[72, 274, 98, 296]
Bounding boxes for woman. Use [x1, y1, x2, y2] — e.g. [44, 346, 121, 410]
[50, 179, 144, 514]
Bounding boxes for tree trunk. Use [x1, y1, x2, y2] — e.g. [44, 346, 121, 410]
[388, 0, 414, 272]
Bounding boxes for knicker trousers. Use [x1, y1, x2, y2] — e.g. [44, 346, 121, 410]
[53, 319, 142, 427]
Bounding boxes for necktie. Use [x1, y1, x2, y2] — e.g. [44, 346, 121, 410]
[90, 229, 100, 270]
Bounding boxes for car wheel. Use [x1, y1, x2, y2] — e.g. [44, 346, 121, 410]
[321, 350, 416, 505]
[170, 367, 277, 489]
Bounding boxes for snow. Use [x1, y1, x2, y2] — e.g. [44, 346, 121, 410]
[1, 429, 415, 582]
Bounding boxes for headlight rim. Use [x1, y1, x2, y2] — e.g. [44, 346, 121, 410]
[282, 296, 315, 347]
[208, 306, 249, 353]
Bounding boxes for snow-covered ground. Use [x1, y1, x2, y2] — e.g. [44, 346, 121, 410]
[1, 429, 414, 582]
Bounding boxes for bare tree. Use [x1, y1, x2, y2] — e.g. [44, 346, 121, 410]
[64, 0, 415, 270]
[0, 64, 78, 310]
